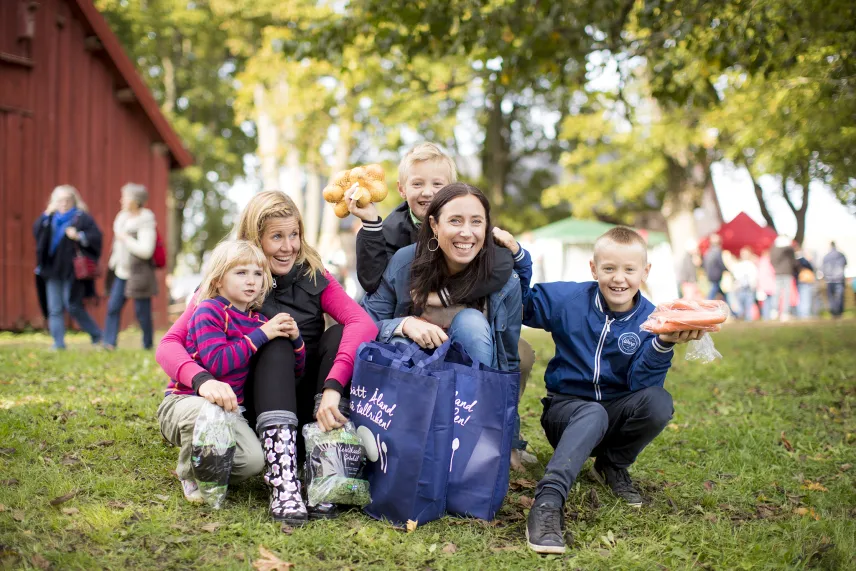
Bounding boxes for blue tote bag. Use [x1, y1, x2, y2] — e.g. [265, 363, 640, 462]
[414, 342, 520, 521]
[350, 341, 455, 527]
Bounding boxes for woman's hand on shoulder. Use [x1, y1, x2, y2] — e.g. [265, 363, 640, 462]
[198, 379, 238, 412]
[402, 317, 448, 349]
[492, 227, 520, 254]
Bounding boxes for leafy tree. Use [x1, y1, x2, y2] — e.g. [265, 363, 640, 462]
[96, 0, 255, 270]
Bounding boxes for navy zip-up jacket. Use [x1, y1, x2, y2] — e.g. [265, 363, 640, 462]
[517, 249, 675, 401]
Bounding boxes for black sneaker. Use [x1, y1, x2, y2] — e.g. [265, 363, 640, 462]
[590, 457, 643, 507]
[525, 502, 567, 554]
[307, 502, 339, 520]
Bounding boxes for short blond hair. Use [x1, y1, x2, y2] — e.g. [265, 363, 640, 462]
[233, 190, 324, 283]
[397, 142, 458, 185]
[593, 226, 648, 261]
[49, 185, 88, 212]
[197, 240, 272, 310]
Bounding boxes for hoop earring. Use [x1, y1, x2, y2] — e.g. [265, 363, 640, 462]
[428, 235, 440, 252]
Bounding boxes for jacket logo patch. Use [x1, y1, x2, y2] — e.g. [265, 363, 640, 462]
[618, 332, 641, 355]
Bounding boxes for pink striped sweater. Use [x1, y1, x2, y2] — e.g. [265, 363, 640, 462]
[157, 270, 377, 395]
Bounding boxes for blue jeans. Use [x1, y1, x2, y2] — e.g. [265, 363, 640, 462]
[797, 283, 814, 319]
[535, 387, 673, 503]
[707, 280, 724, 300]
[447, 308, 494, 367]
[103, 277, 153, 349]
[827, 282, 845, 317]
[45, 278, 102, 349]
[737, 287, 755, 321]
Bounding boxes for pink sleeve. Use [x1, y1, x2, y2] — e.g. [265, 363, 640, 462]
[320, 271, 378, 387]
[155, 292, 207, 388]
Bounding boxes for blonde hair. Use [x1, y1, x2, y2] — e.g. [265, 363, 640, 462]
[593, 226, 649, 262]
[234, 190, 325, 283]
[197, 240, 272, 310]
[397, 142, 458, 185]
[49, 185, 88, 212]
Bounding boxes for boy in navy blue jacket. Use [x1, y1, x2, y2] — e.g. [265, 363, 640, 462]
[505, 227, 704, 554]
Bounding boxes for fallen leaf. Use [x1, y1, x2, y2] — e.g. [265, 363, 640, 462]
[516, 496, 534, 509]
[86, 440, 115, 449]
[12, 511, 25, 522]
[107, 500, 129, 509]
[280, 524, 294, 535]
[839, 463, 852, 472]
[780, 432, 794, 452]
[0, 504, 6, 512]
[61, 508, 79, 516]
[31, 554, 50, 569]
[598, 549, 612, 557]
[0, 448, 15, 456]
[667, 423, 680, 431]
[0, 479, 19, 486]
[200, 522, 222, 533]
[793, 507, 821, 520]
[509, 478, 536, 491]
[406, 520, 418, 533]
[755, 504, 777, 519]
[154, 494, 170, 502]
[60, 455, 80, 466]
[67, 386, 77, 392]
[442, 543, 457, 554]
[803, 481, 828, 492]
[253, 546, 294, 571]
[588, 488, 600, 509]
[703, 481, 715, 491]
[49, 491, 77, 506]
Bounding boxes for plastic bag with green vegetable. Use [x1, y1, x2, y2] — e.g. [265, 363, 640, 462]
[191, 402, 238, 509]
[302, 421, 370, 506]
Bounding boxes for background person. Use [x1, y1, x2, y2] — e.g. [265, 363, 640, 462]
[33, 185, 103, 350]
[103, 183, 158, 350]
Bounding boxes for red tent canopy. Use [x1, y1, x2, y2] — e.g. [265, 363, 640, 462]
[698, 212, 778, 256]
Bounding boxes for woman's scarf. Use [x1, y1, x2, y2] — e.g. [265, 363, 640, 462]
[49, 208, 78, 255]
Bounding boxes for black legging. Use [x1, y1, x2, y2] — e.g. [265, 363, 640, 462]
[244, 324, 344, 429]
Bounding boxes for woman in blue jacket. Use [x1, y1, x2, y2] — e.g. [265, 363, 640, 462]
[361, 182, 522, 373]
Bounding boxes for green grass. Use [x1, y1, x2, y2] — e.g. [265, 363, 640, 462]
[1, 322, 855, 570]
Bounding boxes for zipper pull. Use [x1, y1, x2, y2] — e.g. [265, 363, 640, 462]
[606, 317, 613, 334]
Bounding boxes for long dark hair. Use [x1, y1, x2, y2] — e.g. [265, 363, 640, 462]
[410, 183, 495, 311]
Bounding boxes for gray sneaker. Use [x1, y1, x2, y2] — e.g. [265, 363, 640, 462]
[590, 457, 643, 507]
[525, 502, 567, 554]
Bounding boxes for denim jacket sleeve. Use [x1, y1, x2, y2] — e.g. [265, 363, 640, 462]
[498, 272, 523, 371]
[360, 248, 411, 342]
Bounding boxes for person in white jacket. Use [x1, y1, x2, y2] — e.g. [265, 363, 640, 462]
[732, 247, 759, 321]
[103, 183, 158, 349]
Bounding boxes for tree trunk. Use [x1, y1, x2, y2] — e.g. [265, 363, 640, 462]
[317, 104, 351, 259]
[279, 80, 304, 213]
[481, 82, 508, 206]
[780, 174, 810, 245]
[661, 157, 703, 255]
[741, 155, 777, 231]
[254, 84, 280, 192]
[304, 168, 321, 246]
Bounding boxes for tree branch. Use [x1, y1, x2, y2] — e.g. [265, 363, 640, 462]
[741, 154, 777, 230]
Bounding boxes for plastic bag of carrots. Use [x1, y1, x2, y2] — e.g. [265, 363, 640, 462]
[641, 299, 730, 363]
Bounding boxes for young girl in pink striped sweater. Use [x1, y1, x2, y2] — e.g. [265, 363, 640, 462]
[158, 241, 301, 508]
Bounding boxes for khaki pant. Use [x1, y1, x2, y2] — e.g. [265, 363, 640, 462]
[157, 394, 264, 483]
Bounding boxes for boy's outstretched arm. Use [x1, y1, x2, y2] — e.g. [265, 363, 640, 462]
[507, 242, 554, 332]
[439, 244, 514, 306]
[627, 330, 703, 390]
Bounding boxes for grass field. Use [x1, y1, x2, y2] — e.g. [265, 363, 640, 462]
[1, 321, 854, 570]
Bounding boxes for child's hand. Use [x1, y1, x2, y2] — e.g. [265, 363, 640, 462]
[658, 330, 705, 344]
[260, 313, 292, 339]
[346, 183, 380, 222]
[281, 315, 300, 341]
[198, 379, 238, 412]
[492, 227, 520, 255]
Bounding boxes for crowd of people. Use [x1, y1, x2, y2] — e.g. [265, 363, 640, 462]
[679, 233, 849, 322]
[31, 142, 847, 555]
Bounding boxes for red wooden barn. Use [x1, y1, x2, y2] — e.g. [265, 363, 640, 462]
[0, 0, 192, 331]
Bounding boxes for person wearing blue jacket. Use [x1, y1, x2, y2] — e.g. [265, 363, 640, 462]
[508, 226, 704, 555]
[361, 182, 522, 373]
